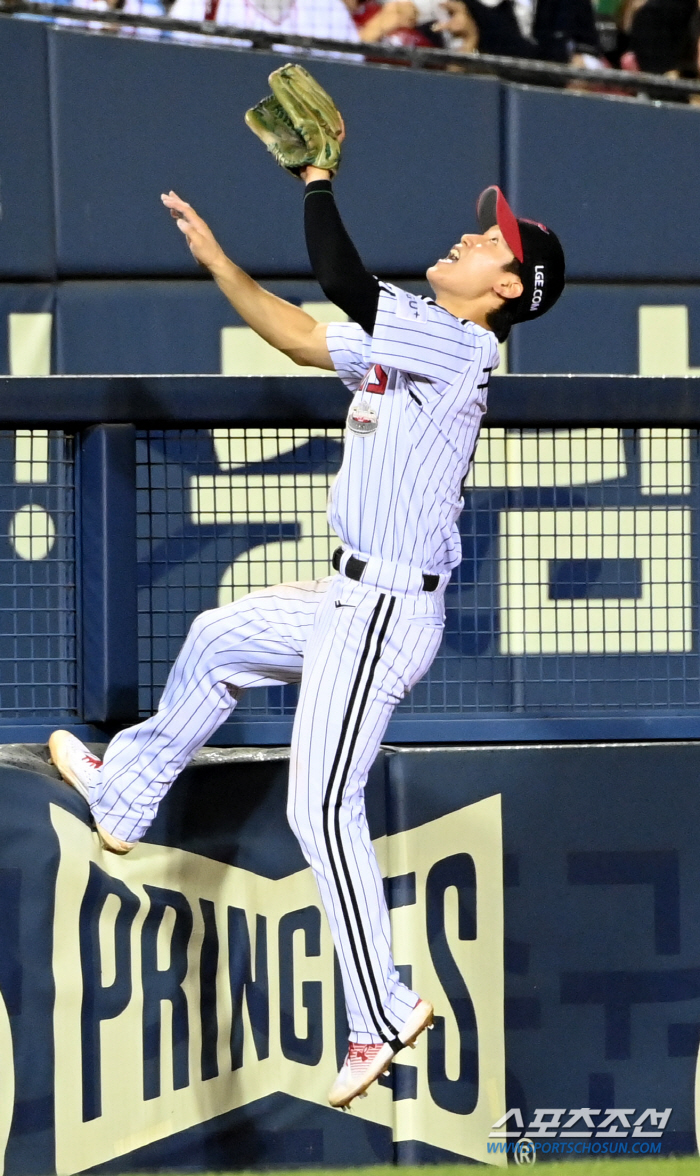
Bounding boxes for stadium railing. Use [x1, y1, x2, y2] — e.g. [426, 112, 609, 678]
[0, 372, 698, 745]
[3, 0, 700, 101]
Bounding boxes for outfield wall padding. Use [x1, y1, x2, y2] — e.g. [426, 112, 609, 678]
[504, 85, 700, 281]
[0, 741, 697, 1172]
[46, 33, 500, 279]
[0, 21, 55, 280]
[1, 278, 698, 375]
[7, 17, 700, 283]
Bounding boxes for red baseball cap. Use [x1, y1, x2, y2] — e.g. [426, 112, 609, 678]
[477, 186, 565, 323]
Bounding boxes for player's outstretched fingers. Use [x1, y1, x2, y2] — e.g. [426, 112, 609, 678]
[161, 190, 196, 222]
[160, 190, 226, 270]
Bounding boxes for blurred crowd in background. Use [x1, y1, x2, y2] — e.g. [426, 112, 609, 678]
[50, 0, 700, 86]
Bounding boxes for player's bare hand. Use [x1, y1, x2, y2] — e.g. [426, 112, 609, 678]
[160, 191, 227, 270]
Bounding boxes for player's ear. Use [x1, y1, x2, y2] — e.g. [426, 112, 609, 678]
[493, 272, 524, 302]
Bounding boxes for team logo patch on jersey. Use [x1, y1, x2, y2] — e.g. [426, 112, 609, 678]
[395, 288, 429, 323]
[347, 400, 379, 436]
[359, 364, 388, 396]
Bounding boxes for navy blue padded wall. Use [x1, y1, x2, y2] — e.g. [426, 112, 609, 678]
[0, 284, 55, 373]
[0, 19, 55, 278]
[51, 278, 700, 374]
[509, 284, 700, 373]
[54, 279, 434, 373]
[387, 743, 700, 1155]
[56, 281, 233, 374]
[54, 279, 331, 373]
[47, 28, 500, 277]
[505, 84, 700, 280]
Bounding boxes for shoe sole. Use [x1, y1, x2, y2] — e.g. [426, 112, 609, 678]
[328, 999, 434, 1108]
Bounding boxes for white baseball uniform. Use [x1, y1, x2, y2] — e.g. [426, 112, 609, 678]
[90, 282, 498, 1043]
[168, 0, 359, 42]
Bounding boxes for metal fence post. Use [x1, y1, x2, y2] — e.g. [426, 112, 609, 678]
[80, 424, 138, 723]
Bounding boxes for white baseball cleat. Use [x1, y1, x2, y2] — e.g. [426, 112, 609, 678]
[48, 730, 101, 802]
[48, 730, 135, 855]
[328, 998, 434, 1108]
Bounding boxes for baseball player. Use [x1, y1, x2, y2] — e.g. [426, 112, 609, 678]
[50, 110, 564, 1105]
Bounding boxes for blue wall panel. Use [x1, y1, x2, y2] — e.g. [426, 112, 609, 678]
[509, 284, 700, 373]
[52, 279, 700, 376]
[47, 28, 500, 277]
[53, 279, 437, 373]
[19, 277, 700, 375]
[5, 17, 700, 284]
[389, 743, 700, 1156]
[56, 280, 234, 374]
[54, 279, 329, 373]
[0, 20, 55, 279]
[505, 84, 700, 281]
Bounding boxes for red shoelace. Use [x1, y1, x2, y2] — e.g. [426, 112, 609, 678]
[346, 1042, 384, 1073]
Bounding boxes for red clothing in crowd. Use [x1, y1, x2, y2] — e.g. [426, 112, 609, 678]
[351, 0, 436, 46]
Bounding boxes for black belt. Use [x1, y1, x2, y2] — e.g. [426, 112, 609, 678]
[332, 547, 439, 592]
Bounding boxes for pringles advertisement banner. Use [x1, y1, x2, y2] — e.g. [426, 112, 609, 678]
[0, 740, 698, 1173]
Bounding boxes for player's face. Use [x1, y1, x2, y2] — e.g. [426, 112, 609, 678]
[426, 224, 518, 301]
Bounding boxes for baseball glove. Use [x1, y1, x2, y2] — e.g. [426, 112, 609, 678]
[244, 63, 343, 178]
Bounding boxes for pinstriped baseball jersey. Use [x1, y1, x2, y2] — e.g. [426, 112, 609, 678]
[326, 281, 499, 574]
[79, 279, 500, 1062]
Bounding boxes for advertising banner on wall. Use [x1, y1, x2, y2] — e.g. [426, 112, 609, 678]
[0, 740, 697, 1173]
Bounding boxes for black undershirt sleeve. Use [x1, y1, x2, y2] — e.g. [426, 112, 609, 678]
[304, 179, 380, 337]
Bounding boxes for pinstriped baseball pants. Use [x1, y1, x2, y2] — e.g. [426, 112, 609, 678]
[90, 573, 445, 1043]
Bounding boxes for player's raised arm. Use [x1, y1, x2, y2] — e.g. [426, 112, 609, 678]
[302, 170, 380, 336]
[243, 64, 380, 335]
[160, 190, 333, 370]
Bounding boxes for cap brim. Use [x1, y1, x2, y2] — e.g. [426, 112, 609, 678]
[477, 186, 524, 263]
